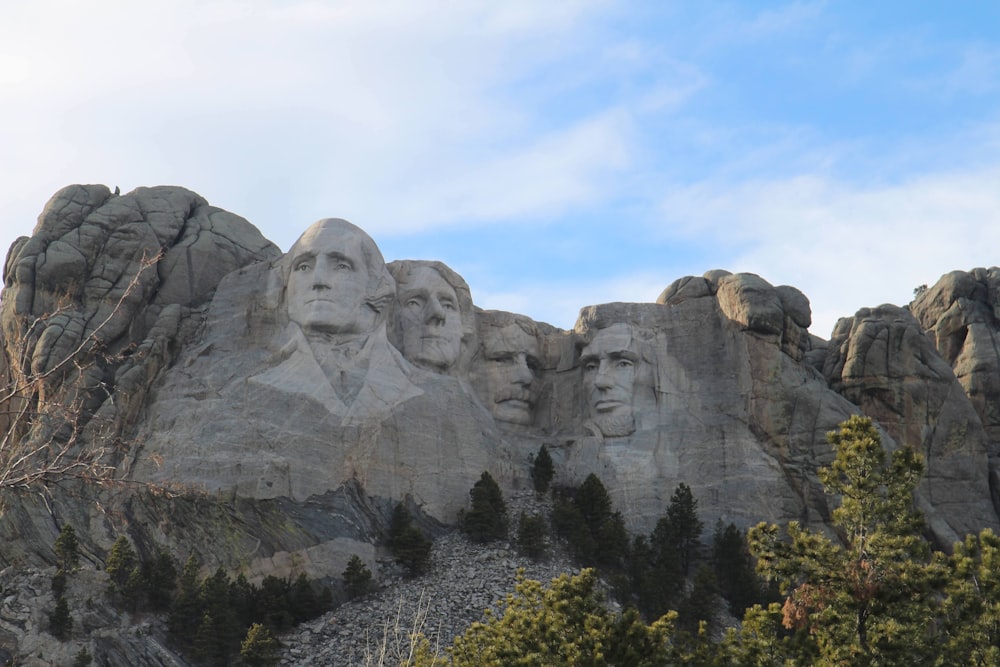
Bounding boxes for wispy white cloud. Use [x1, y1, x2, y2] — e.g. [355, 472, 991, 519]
[657, 164, 1000, 336]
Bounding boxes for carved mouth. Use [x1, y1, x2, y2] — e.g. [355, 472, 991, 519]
[497, 398, 532, 409]
[593, 399, 627, 412]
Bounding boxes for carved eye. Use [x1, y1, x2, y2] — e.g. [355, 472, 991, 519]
[583, 361, 598, 372]
[441, 300, 456, 311]
[406, 297, 424, 308]
[335, 261, 353, 271]
[294, 261, 312, 272]
[616, 359, 634, 370]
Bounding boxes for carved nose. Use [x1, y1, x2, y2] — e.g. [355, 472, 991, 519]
[594, 365, 614, 389]
[425, 298, 446, 323]
[512, 358, 533, 385]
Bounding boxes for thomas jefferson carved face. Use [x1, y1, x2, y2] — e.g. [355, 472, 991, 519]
[580, 323, 639, 437]
[396, 265, 464, 370]
[286, 220, 376, 335]
[480, 323, 540, 425]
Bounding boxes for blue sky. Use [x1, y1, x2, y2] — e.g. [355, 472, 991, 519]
[3, 1, 1000, 337]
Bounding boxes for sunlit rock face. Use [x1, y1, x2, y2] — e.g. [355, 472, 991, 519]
[823, 304, 997, 542]
[0, 184, 279, 456]
[910, 268, 1000, 518]
[2, 185, 999, 599]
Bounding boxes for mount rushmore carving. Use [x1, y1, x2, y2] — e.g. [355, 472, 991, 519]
[2, 184, 1000, 581]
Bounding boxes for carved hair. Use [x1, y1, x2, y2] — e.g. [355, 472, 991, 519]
[474, 310, 539, 342]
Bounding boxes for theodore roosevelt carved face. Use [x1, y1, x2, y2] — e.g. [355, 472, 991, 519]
[478, 321, 541, 425]
[580, 323, 640, 438]
[389, 261, 468, 371]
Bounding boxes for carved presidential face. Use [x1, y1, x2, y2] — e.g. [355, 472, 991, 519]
[581, 323, 639, 437]
[286, 222, 375, 335]
[480, 324, 540, 425]
[396, 265, 464, 370]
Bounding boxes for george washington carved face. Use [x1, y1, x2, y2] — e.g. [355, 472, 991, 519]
[285, 219, 387, 336]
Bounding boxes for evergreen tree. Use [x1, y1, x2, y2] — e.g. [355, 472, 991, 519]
[199, 568, 242, 662]
[748, 415, 941, 664]
[665, 483, 703, 576]
[576, 473, 613, 529]
[54, 524, 80, 572]
[169, 555, 204, 648]
[290, 572, 322, 624]
[48, 595, 72, 640]
[258, 575, 294, 632]
[388, 502, 432, 577]
[551, 492, 595, 563]
[531, 444, 555, 493]
[937, 528, 1000, 664]
[51, 569, 67, 597]
[241, 622, 281, 667]
[444, 569, 686, 666]
[193, 612, 220, 664]
[552, 474, 628, 568]
[229, 573, 259, 630]
[342, 554, 373, 599]
[712, 520, 768, 617]
[515, 512, 547, 560]
[73, 646, 93, 667]
[675, 565, 718, 634]
[462, 471, 508, 543]
[145, 547, 177, 612]
[105, 535, 138, 600]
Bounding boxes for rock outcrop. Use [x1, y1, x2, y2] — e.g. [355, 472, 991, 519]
[2, 185, 1000, 663]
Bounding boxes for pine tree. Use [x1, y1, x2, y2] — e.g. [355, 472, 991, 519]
[145, 547, 177, 611]
[193, 612, 219, 664]
[665, 483, 703, 576]
[169, 555, 203, 648]
[229, 573, 259, 629]
[54, 524, 80, 572]
[72, 646, 93, 667]
[531, 444, 555, 493]
[51, 569, 67, 597]
[551, 475, 630, 571]
[342, 554, 373, 599]
[748, 415, 942, 664]
[515, 512, 547, 560]
[105, 535, 138, 597]
[937, 528, 1000, 664]
[462, 471, 508, 543]
[388, 502, 432, 577]
[241, 622, 281, 667]
[194, 569, 242, 664]
[290, 573, 322, 623]
[48, 595, 72, 640]
[258, 575, 294, 632]
[444, 569, 686, 666]
[712, 521, 768, 617]
[675, 565, 719, 634]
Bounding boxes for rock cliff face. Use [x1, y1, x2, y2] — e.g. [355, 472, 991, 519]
[2, 186, 1000, 659]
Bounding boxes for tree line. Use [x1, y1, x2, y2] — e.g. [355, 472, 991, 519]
[404, 416, 1000, 665]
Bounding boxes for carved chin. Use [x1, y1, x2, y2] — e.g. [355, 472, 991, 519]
[594, 412, 635, 438]
[412, 341, 459, 370]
